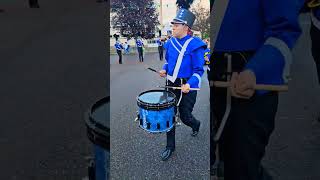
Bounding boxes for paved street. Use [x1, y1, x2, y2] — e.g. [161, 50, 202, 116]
[110, 14, 320, 179]
[0, 1, 107, 179]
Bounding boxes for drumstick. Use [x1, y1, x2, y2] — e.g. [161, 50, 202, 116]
[145, 66, 160, 74]
[158, 86, 200, 91]
[212, 81, 288, 92]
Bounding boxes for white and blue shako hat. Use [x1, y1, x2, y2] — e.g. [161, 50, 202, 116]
[171, 8, 196, 28]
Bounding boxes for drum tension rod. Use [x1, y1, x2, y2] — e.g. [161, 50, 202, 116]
[134, 111, 140, 122]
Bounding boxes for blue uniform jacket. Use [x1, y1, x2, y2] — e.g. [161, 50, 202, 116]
[136, 39, 144, 47]
[157, 39, 163, 47]
[162, 35, 207, 89]
[114, 42, 123, 50]
[215, 0, 302, 87]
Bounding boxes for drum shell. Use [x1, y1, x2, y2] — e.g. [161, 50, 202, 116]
[85, 96, 110, 150]
[136, 90, 176, 133]
[138, 106, 175, 133]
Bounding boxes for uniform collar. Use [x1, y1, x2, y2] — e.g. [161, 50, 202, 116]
[176, 34, 191, 41]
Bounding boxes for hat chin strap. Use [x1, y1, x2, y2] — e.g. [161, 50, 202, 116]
[173, 18, 188, 25]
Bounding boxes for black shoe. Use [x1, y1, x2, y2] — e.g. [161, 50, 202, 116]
[191, 120, 201, 137]
[161, 148, 174, 161]
[0, 9, 4, 13]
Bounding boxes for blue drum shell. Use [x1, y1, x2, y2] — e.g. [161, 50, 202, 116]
[136, 90, 176, 133]
[139, 106, 175, 133]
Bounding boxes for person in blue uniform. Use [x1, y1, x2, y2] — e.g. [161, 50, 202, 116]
[308, 0, 320, 121]
[204, 48, 211, 65]
[162, 35, 171, 50]
[157, 37, 164, 61]
[114, 40, 124, 64]
[158, 3, 207, 161]
[204, 40, 211, 71]
[203, 39, 211, 82]
[136, 38, 144, 62]
[209, 1, 302, 179]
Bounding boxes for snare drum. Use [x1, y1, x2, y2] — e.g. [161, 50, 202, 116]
[85, 96, 110, 150]
[85, 96, 110, 180]
[137, 90, 176, 133]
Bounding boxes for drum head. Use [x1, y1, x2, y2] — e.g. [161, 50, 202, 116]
[137, 90, 176, 110]
[85, 96, 110, 150]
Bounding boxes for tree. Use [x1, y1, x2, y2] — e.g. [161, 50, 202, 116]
[111, 0, 160, 39]
[191, 4, 210, 39]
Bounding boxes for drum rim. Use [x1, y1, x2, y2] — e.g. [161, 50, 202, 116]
[90, 96, 110, 115]
[136, 89, 176, 110]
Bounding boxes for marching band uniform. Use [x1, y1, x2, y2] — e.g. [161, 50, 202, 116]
[204, 47, 211, 79]
[157, 38, 164, 61]
[160, 8, 207, 161]
[136, 38, 144, 62]
[204, 48, 211, 65]
[209, 0, 302, 179]
[114, 41, 124, 64]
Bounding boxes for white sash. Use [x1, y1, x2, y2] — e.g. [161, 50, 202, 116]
[167, 37, 194, 83]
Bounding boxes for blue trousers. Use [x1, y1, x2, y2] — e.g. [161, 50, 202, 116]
[94, 145, 109, 180]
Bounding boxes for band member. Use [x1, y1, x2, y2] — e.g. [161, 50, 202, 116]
[157, 37, 164, 61]
[114, 40, 124, 64]
[158, 0, 207, 161]
[204, 39, 211, 73]
[209, 1, 302, 179]
[202, 39, 211, 82]
[136, 38, 144, 62]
